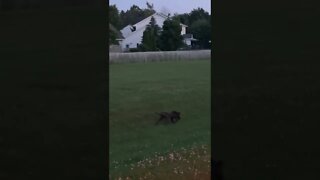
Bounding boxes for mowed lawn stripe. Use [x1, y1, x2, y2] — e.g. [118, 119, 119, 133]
[109, 60, 211, 175]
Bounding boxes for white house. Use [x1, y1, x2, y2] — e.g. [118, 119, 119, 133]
[182, 34, 198, 46]
[119, 12, 188, 51]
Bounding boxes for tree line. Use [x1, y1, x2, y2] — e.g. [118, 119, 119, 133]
[109, 2, 155, 31]
[109, 3, 211, 51]
[139, 16, 183, 51]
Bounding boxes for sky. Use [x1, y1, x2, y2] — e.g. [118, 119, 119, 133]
[109, 0, 211, 15]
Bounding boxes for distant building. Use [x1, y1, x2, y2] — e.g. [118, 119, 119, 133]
[182, 34, 198, 47]
[119, 12, 191, 51]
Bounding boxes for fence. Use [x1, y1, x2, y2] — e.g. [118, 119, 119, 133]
[109, 45, 122, 53]
[109, 50, 211, 64]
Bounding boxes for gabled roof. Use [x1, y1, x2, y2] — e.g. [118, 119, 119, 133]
[182, 34, 197, 41]
[180, 23, 188, 27]
[182, 34, 193, 38]
[131, 12, 166, 28]
[153, 12, 188, 27]
[120, 12, 188, 39]
[156, 12, 169, 19]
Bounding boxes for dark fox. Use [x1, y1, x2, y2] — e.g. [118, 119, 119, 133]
[155, 111, 181, 125]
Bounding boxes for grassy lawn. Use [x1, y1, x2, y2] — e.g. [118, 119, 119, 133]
[109, 60, 211, 179]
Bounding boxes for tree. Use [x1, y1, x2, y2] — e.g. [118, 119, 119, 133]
[146, 1, 154, 10]
[119, 3, 155, 29]
[109, 5, 121, 29]
[166, 8, 211, 49]
[189, 8, 210, 25]
[109, 24, 119, 45]
[144, 1, 155, 18]
[172, 8, 210, 27]
[189, 19, 211, 49]
[172, 13, 191, 26]
[109, 30, 117, 45]
[119, 5, 143, 28]
[140, 16, 161, 51]
[158, 19, 183, 51]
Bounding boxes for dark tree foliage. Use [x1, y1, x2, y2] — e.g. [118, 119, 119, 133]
[171, 8, 211, 49]
[109, 27, 118, 45]
[109, 3, 155, 30]
[119, 3, 155, 29]
[109, 23, 123, 45]
[172, 8, 210, 26]
[188, 8, 210, 25]
[190, 19, 211, 49]
[109, 5, 121, 30]
[172, 13, 191, 26]
[146, 1, 154, 10]
[140, 16, 161, 51]
[158, 19, 183, 51]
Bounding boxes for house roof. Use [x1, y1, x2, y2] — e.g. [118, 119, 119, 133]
[131, 12, 167, 28]
[156, 12, 169, 19]
[182, 34, 198, 41]
[109, 23, 124, 39]
[120, 12, 188, 38]
[155, 12, 188, 27]
[182, 34, 192, 38]
[180, 23, 188, 27]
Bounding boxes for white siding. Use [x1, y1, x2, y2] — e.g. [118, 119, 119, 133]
[184, 39, 192, 46]
[120, 27, 145, 49]
[181, 26, 186, 35]
[120, 25, 133, 38]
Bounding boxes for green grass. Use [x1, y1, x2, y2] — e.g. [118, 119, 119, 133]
[109, 60, 211, 177]
[110, 145, 211, 180]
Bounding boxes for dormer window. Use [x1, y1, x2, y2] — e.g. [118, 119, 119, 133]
[130, 26, 136, 32]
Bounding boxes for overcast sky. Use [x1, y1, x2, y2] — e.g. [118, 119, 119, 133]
[109, 0, 211, 15]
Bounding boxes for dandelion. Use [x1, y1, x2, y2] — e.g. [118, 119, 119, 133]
[169, 153, 174, 160]
[173, 168, 178, 174]
[159, 156, 164, 161]
[193, 169, 198, 179]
